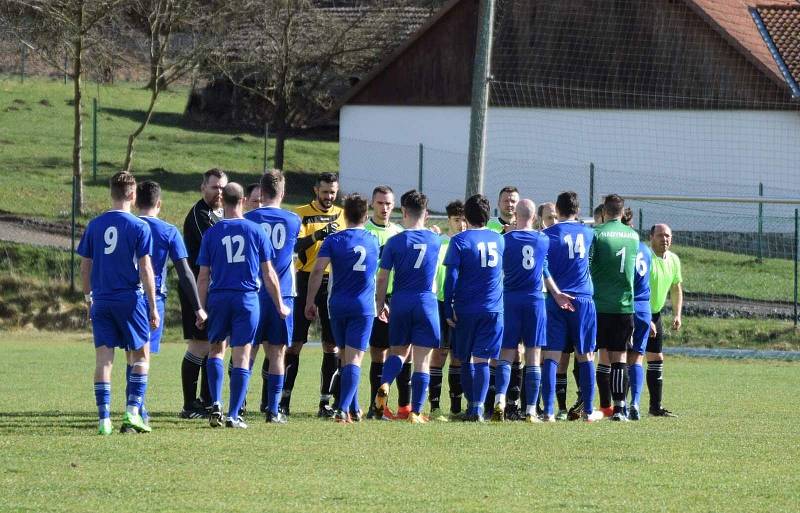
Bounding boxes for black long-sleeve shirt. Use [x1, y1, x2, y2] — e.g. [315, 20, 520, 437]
[183, 198, 221, 274]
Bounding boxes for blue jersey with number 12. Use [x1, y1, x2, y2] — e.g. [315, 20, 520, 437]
[543, 221, 594, 297]
[245, 206, 301, 297]
[444, 228, 505, 314]
[319, 228, 379, 318]
[197, 218, 274, 292]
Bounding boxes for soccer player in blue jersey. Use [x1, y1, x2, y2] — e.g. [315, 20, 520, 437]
[78, 171, 159, 435]
[197, 183, 290, 429]
[244, 170, 301, 424]
[305, 194, 379, 424]
[443, 194, 504, 422]
[372, 190, 441, 423]
[542, 191, 601, 422]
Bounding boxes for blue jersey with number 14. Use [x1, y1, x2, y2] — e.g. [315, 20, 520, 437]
[380, 229, 441, 296]
[319, 228, 379, 318]
[245, 206, 301, 297]
[544, 220, 594, 297]
[444, 228, 505, 314]
[197, 218, 274, 292]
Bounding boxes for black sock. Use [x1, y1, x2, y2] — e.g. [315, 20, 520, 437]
[397, 362, 412, 408]
[484, 366, 496, 413]
[610, 362, 628, 408]
[332, 359, 342, 408]
[556, 373, 568, 411]
[227, 357, 233, 377]
[448, 364, 462, 413]
[369, 361, 383, 409]
[199, 355, 212, 405]
[429, 366, 443, 410]
[572, 362, 581, 388]
[508, 361, 523, 408]
[181, 351, 203, 409]
[260, 357, 270, 409]
[596, 363, 612, 409]
[320, 352, 338, 406]
[647, 360, 664, 411]
[281, 353, 300, 409]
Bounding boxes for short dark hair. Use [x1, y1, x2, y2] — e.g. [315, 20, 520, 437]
[464, 194, 490, 227]
[260, 169, 284, 200]
[446, 200, 464, 218]
[223, 182, 244, 207]
[343, 193, 368, 224]
[316, 172, 338, 186]
[603, 194, 625, 218]
[593, 204, 604, 217]
[372, 185, 394, 200]
[135, 180, 161, 209]
[400, 190, 427, 217]
[244, 183, 260, 198]
[110, 171, 136, 201]
[202, 168, 227, 184]
[498, 186, 519, 199]
[555, 191, 579, 217]
[621, 207, 633, 226]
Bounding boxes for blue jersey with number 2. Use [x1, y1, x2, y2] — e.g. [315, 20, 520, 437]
[319, 228, 379, 318]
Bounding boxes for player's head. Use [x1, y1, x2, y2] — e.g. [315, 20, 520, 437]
[593, 204, 605, 225]
[400, 189, 427, 223]
[201, 168, 228, 210]
[515, 199, 536, 230]
[314, 172, 339, 210]
[621, 207, 634, 227]
[651, 223, 673, 255]
[555, 191, 579, 220]
[498, 186, 520, 220]
[135, 180, 161, 213]
[260, 169, 285, 205]
[537, 202, 557, 229]
[464, 194, 490, 228]
[110, 171, 137, 203]
[343, 193, 368, 226]
[603, 194, 625, 220]
[222, 182, 244, 214]
[371, 185, 395, 224]
[446, 200, 466, 234]
[244, 183, 261, 212]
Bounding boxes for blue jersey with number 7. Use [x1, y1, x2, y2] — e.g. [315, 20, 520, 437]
[379, 229, 441, 296]
[197, 218, 274, 292]
[318, 228, 379, 318]
[443, 228, 505, 314]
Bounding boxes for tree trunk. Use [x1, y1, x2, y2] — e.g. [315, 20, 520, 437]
[72, 9, 84, 215]
[124, 78, 160, 172]
[274, 124, 286, 171]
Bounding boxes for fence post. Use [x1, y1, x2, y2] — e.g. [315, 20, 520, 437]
[70, 175, 76, 293]
[638, 208, 644, 237]
[794, 208, 798, 327]
[757, 182, 763, 262]
[589, 162, 595, 213]
[263, 122, 269, 172]
[20, 43, 26, 83]
[92, 98, 98, 182]
[64, 50, 68, 85]
[418, 143, 424, 192]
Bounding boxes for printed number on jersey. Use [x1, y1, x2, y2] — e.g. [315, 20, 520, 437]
[636, 251, 648, 277]
[522, 245, 535, 270]
[353, 245, 367, 271]
[477, 242, 499, 268]
[563, 233, 585, 259]
[103, 226, 118, 254]
[260, 223, 286, 249]
[413, 243, 427, 269]
[222, 235, 246, 263]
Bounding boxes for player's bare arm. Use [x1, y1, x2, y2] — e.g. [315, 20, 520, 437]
[139, 254, 160, 330]
[196, 265, 210, 327]
[544, 276, 575, 312]
[671, 282, 683, 330]
[305, 256, 329, 320]
[261, 260, 290, 319]
[375, 268, 391, 322]
[80, 257, 92, 320]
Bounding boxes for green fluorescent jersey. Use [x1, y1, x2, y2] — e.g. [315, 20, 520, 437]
[649, 249, 682, 313]
[487, 217, 512, 234]
[365, 218, 403, 295]
[590, 220, 640, 314]
[434, 234, 451, 301]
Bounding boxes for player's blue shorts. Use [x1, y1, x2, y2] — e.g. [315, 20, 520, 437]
[631, 300, 652, 355]
[388, 293, 440, 348]
[207, 290, 259, 347]
[91, 293, 150, 351]
[453, 311, 503, 361]
[545, 295, 596, 355]
[331, 315, 374, 352]
[255, 294, 294, 347]
[503, 294, 546, 349]
[147, 295, 166, 354]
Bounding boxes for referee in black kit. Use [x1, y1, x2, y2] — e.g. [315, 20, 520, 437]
[178, 168, 228, 418]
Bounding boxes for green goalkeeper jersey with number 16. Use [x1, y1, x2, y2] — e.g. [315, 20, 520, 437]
[591, 220, 639, 314]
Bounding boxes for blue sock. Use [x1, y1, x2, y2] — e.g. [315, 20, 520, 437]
[267, 373, 284, 415]
[340, 364, 360, 413]
[524, 365, 542, 411]
[94, 382, 111, 420]
[127, 372, 148, 412]
[207, 357, 224, 405]
[228, 367, 251, 418]
[472, 362, 490, 416]
[461, 362, 474, 409]
[380, 355, 404, 387]
[579, 360, 596, 414]
[629, 363, 644, 407]
[350, 380, 362, 415]
[541, 359, 558, 416]
[494, 360, 512, 399]
[411, 372, 430, 414]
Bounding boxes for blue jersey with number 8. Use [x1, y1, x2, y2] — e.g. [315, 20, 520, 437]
[197, 218, 274, 292]
[319, 228, 379, 318]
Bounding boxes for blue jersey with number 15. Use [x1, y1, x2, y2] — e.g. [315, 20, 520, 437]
[444, 228, 505, 314]
[245, 206, 301, 297]
[319, 228, 379, 318]
[197, 218, 274, 292]
[544, 220, 594, 297]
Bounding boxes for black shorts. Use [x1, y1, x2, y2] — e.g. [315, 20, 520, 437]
[370, 294, 391, 349]
[293, 271, 333, 345]
[179, 277, 207, 341]
[595, 313, 634, 352]
[647, 312, 664, 353]
[437, 301, 452, 350]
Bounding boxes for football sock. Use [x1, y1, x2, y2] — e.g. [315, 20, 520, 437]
[524, 365, 542, 415]
[206, 357, 224, 406]
[508, 361, 523, 407]
[369, 361, 383, 408]
[126, 372, 148, 416]
[472, 362, 490, 417]
[125, 364, 132, 412]
[448, 364, 463, 414]
[331, 359, 342, 409]
[267, 373, 284, 416]
[320, 351, 338, 405]
[578, 360, 596, 414]
[628, 363, 644, 407]
[380, 355, 404, 388]
[541, 358, 558, 416]
[494, 360, 511, 406]
[228, 367, 251, 418]
[647, 360, 664, 410]
[281, 353, 300, 409]
[429, 366, 443, 410]
[610, 362, 628, 408]
[556, 373, 568, 411]
[180, 351, 203, 409]
[227, 357, 233, 377]
[199, 355, 212, 406]
[350, 388, 362, 415]
[460, 362, 474, 407]
[411, 372, 430, 414]
[339, 364, 360, 414]
[397, 362, 412, 408]
[572, 362, 581, 388]
[484, 366, 496, 415]
[596, 363, 612, 409]
[261, 358, 270, 409]
[94, 382, 111, 420]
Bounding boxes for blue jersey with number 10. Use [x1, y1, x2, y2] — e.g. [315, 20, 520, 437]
[245, 206, 301, 297]
[379, 229, 441, 296]
[319, 228, 379, 318]
[503, 230, 550, 298]
[77, 210, 152, 301]
[444, 228, 505, 314]
[197, 218, 274, 292]
[544, 220, 594, 297]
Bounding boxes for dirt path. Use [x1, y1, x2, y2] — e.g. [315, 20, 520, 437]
[0, 219, 72, 249]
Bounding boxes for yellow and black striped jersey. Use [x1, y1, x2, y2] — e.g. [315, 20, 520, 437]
[294, 201, 345, 272]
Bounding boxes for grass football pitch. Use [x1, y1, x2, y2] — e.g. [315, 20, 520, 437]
[1, 333, 798, 513]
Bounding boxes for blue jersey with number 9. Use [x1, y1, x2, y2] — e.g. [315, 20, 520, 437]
[197, 218, 274, 292]
[319, 228, 379, 318]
